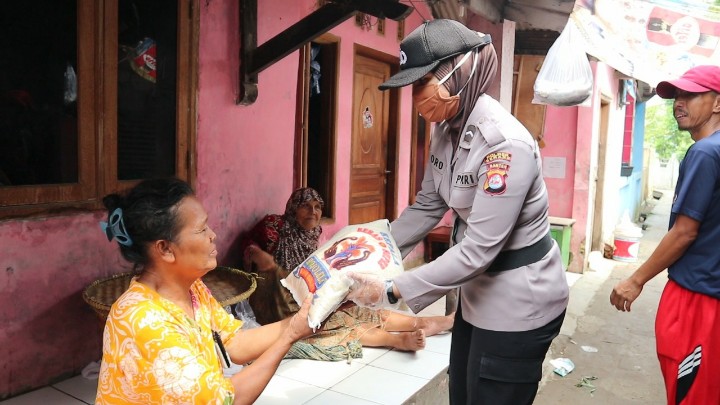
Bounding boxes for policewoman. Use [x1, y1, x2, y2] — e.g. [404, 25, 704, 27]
[346, 19, 569, 404]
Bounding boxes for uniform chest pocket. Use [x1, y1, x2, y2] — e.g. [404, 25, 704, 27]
[432, 166, 447, 195]
[448, 159, 481, 209]
[429, 153, 447, 195]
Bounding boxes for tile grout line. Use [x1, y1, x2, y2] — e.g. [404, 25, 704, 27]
[301, 386, 385, 405]
[49, 386, 92, 404]
[275, 357, 369, 389]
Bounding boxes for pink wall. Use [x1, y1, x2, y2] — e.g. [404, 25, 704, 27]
[0, 0, 432, 397]
[0, 213, 127, 396]
[542, 106, 579, 218]
[195, 0, 431, 264]
[569, 99, 595, 273]
[541, 62, 620, 273]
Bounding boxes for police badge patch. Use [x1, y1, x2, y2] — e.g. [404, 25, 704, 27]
[483, 152, 511, 195]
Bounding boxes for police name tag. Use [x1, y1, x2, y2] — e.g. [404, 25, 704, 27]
[430, 154, 445, 173]
[454, 172, 478, 188]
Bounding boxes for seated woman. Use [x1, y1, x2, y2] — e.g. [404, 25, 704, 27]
[95, 178, 314, 405]
[240, 187, 453, 360]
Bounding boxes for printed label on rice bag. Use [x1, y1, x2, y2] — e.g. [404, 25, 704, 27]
[293, 256, 330, 293]
[281, 219, 404, 329]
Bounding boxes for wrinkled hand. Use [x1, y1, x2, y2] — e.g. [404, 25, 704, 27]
[245, 245, 276, 272]
[345, 272, 388, 309]
[285, 296, 315, 343]
[610, 277, 643, 312]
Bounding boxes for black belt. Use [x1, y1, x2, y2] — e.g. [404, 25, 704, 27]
[486, 232, 554, 273]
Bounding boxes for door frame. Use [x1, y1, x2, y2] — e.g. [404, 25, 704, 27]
[351, 44, 400, 221]
[590, 98, 611, 256]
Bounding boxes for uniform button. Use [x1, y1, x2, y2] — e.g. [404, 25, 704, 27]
[413, 304, 420, 310]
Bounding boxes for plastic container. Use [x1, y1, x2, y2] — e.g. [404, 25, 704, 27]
[613, 215, 643, 262]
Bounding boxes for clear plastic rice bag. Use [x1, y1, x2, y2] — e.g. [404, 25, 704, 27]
[281, 219, 404, 330]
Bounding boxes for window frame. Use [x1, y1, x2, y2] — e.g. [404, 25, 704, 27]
[408, 109, 430, 204]
[0, 0, 198, 219]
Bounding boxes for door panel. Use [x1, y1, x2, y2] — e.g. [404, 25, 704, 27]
[512, 55, 547, 146]
[349, 54, 391, 224]
[591, 100, 610, 252]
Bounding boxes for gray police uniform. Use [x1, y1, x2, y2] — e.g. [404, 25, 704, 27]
[391, 94, 569, 333]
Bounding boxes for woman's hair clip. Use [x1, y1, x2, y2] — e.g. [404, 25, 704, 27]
[100, 208, 133, 247]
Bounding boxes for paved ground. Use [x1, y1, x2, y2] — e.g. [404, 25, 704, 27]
[535, 190, 673, 404]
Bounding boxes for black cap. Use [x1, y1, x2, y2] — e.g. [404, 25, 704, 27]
[379, 19, 491, 90]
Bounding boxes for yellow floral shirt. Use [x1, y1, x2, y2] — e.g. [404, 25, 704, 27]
[96, 278, 243, 404]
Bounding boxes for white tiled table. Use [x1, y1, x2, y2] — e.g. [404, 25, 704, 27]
[256, 333, 452, 405]
[256, 297, 451, 405]
[3, 271, 581, 405]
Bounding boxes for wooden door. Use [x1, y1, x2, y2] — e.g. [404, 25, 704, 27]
[512, 55, 547, 146]
[349, 54, 392, 224]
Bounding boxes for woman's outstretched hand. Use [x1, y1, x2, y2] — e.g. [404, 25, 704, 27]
[284, 296, 315, 343]
[345, 272, 387, 308]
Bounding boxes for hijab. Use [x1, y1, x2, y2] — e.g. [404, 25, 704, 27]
[434, 43, 498, 138]
[273, 187, 324, 271]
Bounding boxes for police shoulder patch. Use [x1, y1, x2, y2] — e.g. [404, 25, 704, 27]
[483, 151, 511, 195]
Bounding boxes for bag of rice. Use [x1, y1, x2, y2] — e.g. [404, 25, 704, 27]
[281, 219, 404, 329]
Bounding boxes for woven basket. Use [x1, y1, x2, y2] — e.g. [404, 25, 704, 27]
[83, 266, 256, 321]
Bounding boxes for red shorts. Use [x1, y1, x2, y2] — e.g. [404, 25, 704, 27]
[655, 280, 720, 405]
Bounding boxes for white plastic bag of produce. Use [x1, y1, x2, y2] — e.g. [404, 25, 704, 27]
[533, 20, 593, 107]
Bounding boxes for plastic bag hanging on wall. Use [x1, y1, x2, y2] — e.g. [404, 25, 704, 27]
[533, 20, 593, 107]
[310, 44, 321, 96]
[63, 62, 77, 105]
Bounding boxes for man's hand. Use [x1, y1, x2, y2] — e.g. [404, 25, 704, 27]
[610, 277, 643, 312]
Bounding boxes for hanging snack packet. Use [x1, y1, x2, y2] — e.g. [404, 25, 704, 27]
[129, 37, 157, 83]
[281, 219, 404, 329]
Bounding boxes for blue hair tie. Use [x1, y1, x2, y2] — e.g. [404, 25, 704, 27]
[100, 208, 133, 247]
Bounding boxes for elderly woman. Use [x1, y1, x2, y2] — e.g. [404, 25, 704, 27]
[95, 178, 314, 405]
[241, 187, 453, 360]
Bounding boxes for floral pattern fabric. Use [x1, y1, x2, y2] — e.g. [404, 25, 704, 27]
[96, 278, 242, 404]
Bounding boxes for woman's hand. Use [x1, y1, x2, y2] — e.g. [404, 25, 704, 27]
[245, 245, 277, 272]
[284, 296, 314, 342]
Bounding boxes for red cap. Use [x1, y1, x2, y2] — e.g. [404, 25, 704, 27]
[656, 65, 720, 99]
